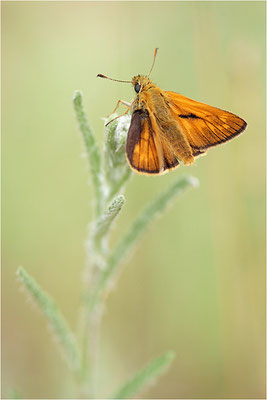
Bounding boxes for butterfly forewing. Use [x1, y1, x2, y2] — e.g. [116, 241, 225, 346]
[165, 91, 247, 153]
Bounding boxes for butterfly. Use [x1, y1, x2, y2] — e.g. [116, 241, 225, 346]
[97, 48, 247, 175]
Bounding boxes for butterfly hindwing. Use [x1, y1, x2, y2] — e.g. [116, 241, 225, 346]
[126, 110, 179, 174]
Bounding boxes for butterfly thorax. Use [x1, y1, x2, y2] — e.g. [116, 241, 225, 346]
[132, 78, 168, 118]
[132, 75, 164, 114]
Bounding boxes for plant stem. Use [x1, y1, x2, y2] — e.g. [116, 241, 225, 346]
[107, 168, 132, 203]
[79, 302, 103, 398]
[79, 197, 127, 397]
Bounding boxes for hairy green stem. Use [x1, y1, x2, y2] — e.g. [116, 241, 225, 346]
[107, 168, 132, 203]
[79, 196, 126, 398]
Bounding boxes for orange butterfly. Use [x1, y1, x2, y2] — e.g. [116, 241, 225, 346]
[98, 48, 247, 175]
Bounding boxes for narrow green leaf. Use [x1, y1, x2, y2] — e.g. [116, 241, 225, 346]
[109, 175, 198, 271]
[90, 175, 199, 305]
[94, 194, 126, 246]
[17, 266, 81, 371]
[73, 90, 103, 216]
[110, 351, 175, 399]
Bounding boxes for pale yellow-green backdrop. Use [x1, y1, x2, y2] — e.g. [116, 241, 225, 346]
[2, 1, 266, 399]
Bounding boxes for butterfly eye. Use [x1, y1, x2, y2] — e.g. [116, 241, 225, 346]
[134, 83, 141, 93]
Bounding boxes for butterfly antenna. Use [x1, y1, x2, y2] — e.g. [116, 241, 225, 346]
[97, 74, 131, 84]
[147, 48, 159, 77]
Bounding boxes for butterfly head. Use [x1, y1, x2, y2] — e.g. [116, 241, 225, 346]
[97, 48, 158, 94]
[132, 75, 152, 94]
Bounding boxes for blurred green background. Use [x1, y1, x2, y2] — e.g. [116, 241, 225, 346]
[2, 1, 266, 399]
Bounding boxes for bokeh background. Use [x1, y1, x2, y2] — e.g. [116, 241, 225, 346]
[2, 1, 266, 399]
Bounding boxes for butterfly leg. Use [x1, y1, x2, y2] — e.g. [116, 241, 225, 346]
[109, 99, 132, 115]
[105, 101, 135, 127]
